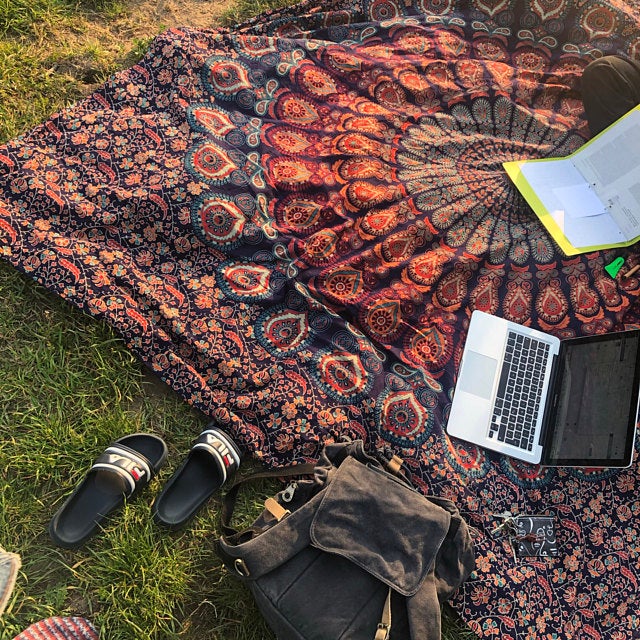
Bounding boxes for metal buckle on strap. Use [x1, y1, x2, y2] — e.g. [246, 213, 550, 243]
[374, 586, 392, 640]
[281, 481, 297, 503]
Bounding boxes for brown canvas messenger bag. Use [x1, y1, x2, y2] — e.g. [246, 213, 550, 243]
[216, 440, 475, 639]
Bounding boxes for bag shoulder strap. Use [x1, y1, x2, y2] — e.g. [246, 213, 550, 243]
[374, 587, 392, 640]
[221, 442, 407, 537]
[221, 463, 316, 536]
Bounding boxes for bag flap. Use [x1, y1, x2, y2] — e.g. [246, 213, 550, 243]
[309, 457, 451, 596]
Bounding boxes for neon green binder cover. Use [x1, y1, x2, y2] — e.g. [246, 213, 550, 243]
[503, 105, 640, 256]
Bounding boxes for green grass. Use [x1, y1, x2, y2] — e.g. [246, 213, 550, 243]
[0, 0, 476, 638]
[0, 259, 279, 638]
[219, 0, 304, 25]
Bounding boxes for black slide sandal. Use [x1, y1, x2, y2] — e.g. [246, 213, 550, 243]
[152, 427, 241, 529]
[49, 433, 168, 549]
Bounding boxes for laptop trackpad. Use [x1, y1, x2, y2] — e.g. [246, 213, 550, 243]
[458, 351, 498, 400]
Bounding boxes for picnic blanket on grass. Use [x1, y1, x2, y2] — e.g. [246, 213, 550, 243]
[2, 0, 640, 636]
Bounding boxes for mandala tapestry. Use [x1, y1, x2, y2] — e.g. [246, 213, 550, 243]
[2, 0, 640, 637]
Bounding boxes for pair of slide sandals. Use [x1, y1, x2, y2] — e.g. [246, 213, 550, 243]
[49, 428, 241, 548]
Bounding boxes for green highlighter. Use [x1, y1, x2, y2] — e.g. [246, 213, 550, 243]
[605, 256, 625, 278]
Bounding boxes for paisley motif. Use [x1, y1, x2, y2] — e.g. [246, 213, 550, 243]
[298, 65, 338, 97]
[312, 349, 372, 401]
[334, 132, 384, 157]
[255, 306, 313, 355]
[376, 388, 433, 448]
[276, 95, 320, 125]
[360, 297, 403, 342]
[361, 207, 401, 237]
[403, 249, 451, 291]
[188, 105, 237, 137]
[265, 126, 314, 154]
[503, 269, 533, 324]
[338, 157, 389, 182]
[403, 324, 453, 371]
[379, 225, 430, 265]
[396, 68, 432, 93]
[536, 276, 570, 328]
[190, 195, 246, 250]
[443, 434, 492, 478]
[344, 181, 400, 211]
[217, 260, 273, 300]
[565, 265, 601, 320]
[373, 80, 408, 110]
[395, 27, 435, 54]
[469, 269, 503, 315]
[302, 229, 339, 266]
[186, 142, 237, 184]
[436, 263, 473, 310]
[274, 195, 331, 235]
[318, 266, 366, 304]
[267, 157, 314, 187]
[203, 57, 253, 98]
[325, 46, 363, 73]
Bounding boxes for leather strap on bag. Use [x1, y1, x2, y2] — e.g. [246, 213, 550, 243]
[221, 463, 316, 537]
[374, 587, 392, 640]
[385, 454, 403, 476]
[264, 497, 290, 522]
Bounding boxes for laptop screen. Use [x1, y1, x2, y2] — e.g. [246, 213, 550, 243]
[545, 330, 640, 466]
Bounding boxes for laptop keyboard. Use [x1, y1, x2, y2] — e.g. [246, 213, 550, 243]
[488, 331, 550, 451]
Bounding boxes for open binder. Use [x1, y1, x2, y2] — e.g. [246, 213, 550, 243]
[504, 105, 640, 256]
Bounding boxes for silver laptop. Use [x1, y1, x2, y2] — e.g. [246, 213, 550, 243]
[446, 310, 640, 467]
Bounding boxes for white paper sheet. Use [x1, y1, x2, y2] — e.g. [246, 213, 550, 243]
[549, 209, 626, 247]
[553, 184, 606, 219]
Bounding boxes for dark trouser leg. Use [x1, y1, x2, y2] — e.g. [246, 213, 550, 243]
[581, 55, 640, 135]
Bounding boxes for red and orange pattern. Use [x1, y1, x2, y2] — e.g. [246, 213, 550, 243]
[2, 0, 640, 636]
